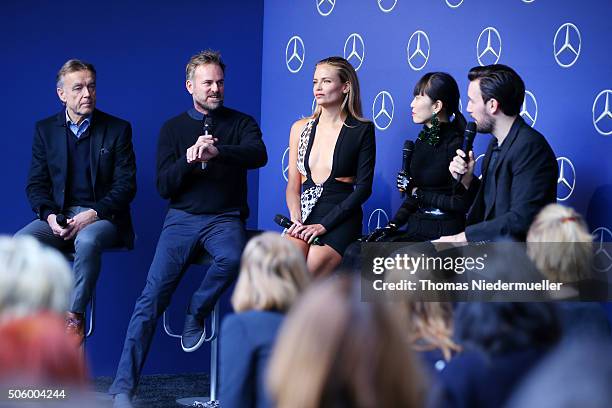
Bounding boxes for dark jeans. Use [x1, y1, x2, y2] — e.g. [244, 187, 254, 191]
[109, 209, 246, 396]
[15, 206, 122, 313]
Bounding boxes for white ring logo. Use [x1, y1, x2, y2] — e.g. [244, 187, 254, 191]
[406, 30, 430, 71]
[520, 90, 538, 127]
[368, 209, 389, 233]
[378, 0, 398, 13]
[344, 33, 365, 71]
[556, 157, 576, 201]
[316, 0, 335, 16]
[474, 153, 486, 180]
[372, 91, 394, 131]
[592, 90, 612, 136]
[593, 227, 612, 272]
[285, 36, 305, 73]
[477, 27, 502, 66]
[311, 97, 317, 115]
[522, 0, 535, 3]
[553, 23, 581, 68]
[445, 0, 464, 8]
[282, 147, 290, 181]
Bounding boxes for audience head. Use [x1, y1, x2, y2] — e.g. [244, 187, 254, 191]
[527, 204, 594, 283]
[232, 232, 310, 313]
[0, 236, 72, 322]
[454, 302, 561, 355]
[312, 56, 366, 121]
[412, 71, 467, 134]
[267, 276, 423, 408]
[507, 339, 612, 408]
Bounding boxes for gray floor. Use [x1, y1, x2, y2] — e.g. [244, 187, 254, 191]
[92, 373, 211, 408]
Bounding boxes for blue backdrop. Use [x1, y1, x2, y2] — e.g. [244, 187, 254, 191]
[1, 0, 611, 379]
[0, 0, 264, 377]
[257, 0, 612, 249]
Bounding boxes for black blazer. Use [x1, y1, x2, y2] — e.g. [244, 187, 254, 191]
[25, 109, 137, 248]
[464, 117, 557, 242]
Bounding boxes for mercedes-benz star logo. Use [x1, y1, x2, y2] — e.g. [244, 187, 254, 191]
[372, 91, 394, 131]
[316, 0, 335, 16]
[406, 30, 430, 71]
[445, 0, 464, 8]
[344, 33, 365, 71]
[285, 36, 305, 73]
[368, 209, 389, 233]
[593, 90, 612, 136]
[593, 227, 612, 272]
[282, 147, 290, 182]
[520, 90, 538, 127]
[477, 27, 502, 66]
[556, 156, 576, 201]
[378, 0, 398, 12]
[553, 23, 581, 68]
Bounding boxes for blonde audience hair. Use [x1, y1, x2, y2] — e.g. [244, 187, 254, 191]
[267, 276, 423, 408]
[0, 236, 73, 322]
[527, 204, 594, 283]
[232, 232, 310, 312]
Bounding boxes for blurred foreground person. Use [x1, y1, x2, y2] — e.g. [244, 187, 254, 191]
[267, 276, 423, 408]
[220, 232, 310, 408]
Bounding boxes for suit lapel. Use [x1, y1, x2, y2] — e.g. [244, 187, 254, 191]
[90, 110, 105, 189]
[483, 117, 524, 219]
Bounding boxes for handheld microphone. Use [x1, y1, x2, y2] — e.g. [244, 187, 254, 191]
[400, 140, 415, 197]
[462, 122, 477, 162]
[201, 117, 215, 170]
[56, 214, 68, 228]
[458, 122, 477, 183]
[274, 214, 323, 246]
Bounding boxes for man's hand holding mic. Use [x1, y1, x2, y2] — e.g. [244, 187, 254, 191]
[449, 149, 475, 190]
[187, 134, 219, 164]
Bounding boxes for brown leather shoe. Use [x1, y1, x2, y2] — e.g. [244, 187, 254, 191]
[65, 312, 85, 343]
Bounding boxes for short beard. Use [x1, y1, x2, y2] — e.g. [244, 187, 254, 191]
[196, 98, 223, 113]
[476, 113, 495, 134]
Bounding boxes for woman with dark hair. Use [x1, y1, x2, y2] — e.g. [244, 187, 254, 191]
[285, 56, 376, 277]
[366, 72, 468, 242]
[429, 302, 562, 408]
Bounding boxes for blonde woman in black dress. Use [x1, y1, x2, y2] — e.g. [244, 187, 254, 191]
[285, 57, 375, 277]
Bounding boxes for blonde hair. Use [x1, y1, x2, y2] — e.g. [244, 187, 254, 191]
[185, 50, 226, 81]
[310, 56, 369, 123]
[267, 277, 423, 408]
[527, 204, 594, 283]
[231, 232, 309, 312]
[0, 236, 72, 322]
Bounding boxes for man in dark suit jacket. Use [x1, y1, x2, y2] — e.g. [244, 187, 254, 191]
[438, 64, 557, 243]
[16, 59, 136, 339]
